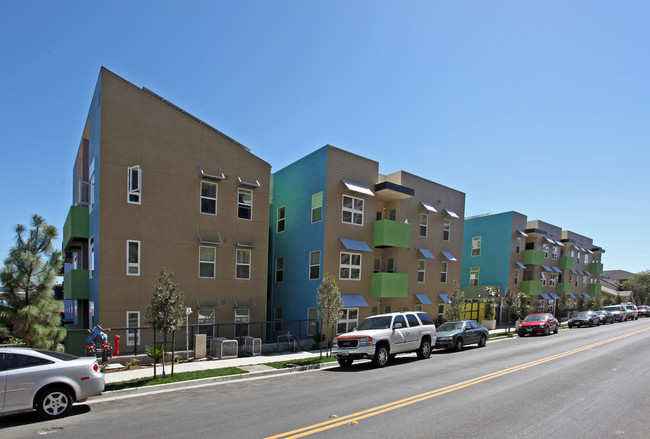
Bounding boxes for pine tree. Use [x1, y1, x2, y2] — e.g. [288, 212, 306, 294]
[0, 215, 65, 350]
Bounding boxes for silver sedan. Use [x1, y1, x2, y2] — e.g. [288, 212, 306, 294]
[1, 347, 105, 419]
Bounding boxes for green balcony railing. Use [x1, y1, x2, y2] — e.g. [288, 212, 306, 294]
[558, 256, 574, 271]
[521, 280, 543, 296]
[373, 220, 411, 249]
[556, 282, 571, 295]
[588, 284, 602, 296]
[523, 249, 544, 266]
[64, 270, 89, 300]
[63, 205, 89, 251]
[589, 262, 604, 275]
[371, 272, 409, 298]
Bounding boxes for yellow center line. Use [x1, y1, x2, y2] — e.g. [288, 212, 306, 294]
[266, 327, 650, 439]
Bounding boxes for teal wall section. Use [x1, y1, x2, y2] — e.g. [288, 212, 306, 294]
[461, 212, 514, 292]
[269, 146, 328, 324]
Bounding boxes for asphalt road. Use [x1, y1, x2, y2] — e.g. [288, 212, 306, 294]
[2, 319, 650, 439]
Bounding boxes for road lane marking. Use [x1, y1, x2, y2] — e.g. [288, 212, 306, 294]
[266, 326, 650, 439]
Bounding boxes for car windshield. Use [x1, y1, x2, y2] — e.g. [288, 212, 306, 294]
[575, 312, 590, 318]
[594, 311, 604, 315]
[604, 306, 619, 312]
[523, 315, 546, 322]
[35, 350, 79, 361]
[438, 322, 463, 332]
[357, 316, 393, 330]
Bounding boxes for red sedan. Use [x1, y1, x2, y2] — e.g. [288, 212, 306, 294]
[517, 313, 559, 337]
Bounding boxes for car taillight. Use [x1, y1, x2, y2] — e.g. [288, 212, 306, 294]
[93, 364, 99, 372]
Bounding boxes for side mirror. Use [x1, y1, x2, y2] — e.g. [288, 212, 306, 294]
[393, 322, 403, 329]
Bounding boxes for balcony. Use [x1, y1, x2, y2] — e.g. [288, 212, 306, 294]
[556, 282, 571, 295]
[63, 205, 89, 251]
[523, 249, 544, 266]
[373, 220, 411, 249]
[521, 280, 542, 296]
[558, 256, 574, 270]
[589, 262, 604, 275]
[588, 284, 602, 296]
[64, 270, 89, 300]
[371, 272, 409, 298]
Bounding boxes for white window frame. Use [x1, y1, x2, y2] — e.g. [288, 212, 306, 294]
[89, 235, 95, 278]
[311, 192, 323, 223]
[236, 249, 251, 280]
[126, 311, 140, 346]
[582, 276, 586, 287]
[126, 240, 140, 276]
[537, 300, 545, 313]
[340, 252, 362, 280]
[235, 309, 250, 337]
[199, 246, 216, 278]
[417, 259, 426, 283]
[276, 206, 286, 233]
[419, 213, 428, 237]
[128, 165, 141, 205]
[341, 195, 364, 226]
[550, 274, 557, 286]
[415, 304, 424, 312]
[542, 272, 547, 286]
[516, 237, 521, 254]
[200, 181, 218, 215]
[443, 219, 451, 241]
[472, 236, 482, 257]
[470, 267, 479, 286]
[275, 257, 284, 283]
[198, 308, 215, 338]
[440, 261, 448, 283]
[543, 243, 549, 259]
[584, 254, 589, 264]
[337, 308, 359, 334]
[514, 268, 519, 286]
[309, 251, 321, 280]
[237, 188, 253, 220]
[89, 157, 96, 212]
[552, 246, 558, 260]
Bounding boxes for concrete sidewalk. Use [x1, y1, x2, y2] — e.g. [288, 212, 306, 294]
[103, 327, 512, 384]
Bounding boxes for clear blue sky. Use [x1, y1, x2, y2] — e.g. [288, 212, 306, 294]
[1, 1, 648, 273]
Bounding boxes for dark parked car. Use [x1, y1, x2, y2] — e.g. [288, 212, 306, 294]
[594, 309, 614, 324]
[517, 313, 559, 337]
[637, 305, 650, 318]
[434, 320, 489, 351]
[568, 311, 601, 328]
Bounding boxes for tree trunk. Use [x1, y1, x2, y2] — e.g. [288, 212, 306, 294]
[171, 330, 176, 377]
[153, 331, 157, 378]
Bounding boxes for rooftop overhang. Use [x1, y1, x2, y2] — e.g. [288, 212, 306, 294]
[374, 181, 415, 201]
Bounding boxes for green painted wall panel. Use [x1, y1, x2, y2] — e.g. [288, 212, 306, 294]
[558, 256, 574, 270]
[523, 249, 544, 266]
[371, 272, 409, 298]
[588, 284, 602, 295]
[521, 280, 542, 295]
[589, 262, 604, 274]
[373, 220, 411, 249]
[63, 205, 89, 251]
[556, 282, 571, 295]
[64, 270, 89, 300]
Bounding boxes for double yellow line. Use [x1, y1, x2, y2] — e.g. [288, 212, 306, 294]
[266, 327, 650, 439]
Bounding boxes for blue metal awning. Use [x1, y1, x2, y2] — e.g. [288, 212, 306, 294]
[541, 293, 551, 300]
[570, 293, 576, 299]
[339, 238, 372, 252]
[553, 267, 562, 273]
[544, 236, 556, 244]
[584, 271, 592, 276]
[542, 265, 554, 272]
[415, 294, 432, 305]
[418, 248, 435, 259]
[341, 295, 369, 307]
[342, 180, 374, 196]
[583, 293, 591, 298]
[443, 208, 460, 219]
[441, 251, 457, 262]
[550, 293, 560, 300]
[571, 269, 578, 275]
[515, 261, 526, 269]
[517, 229, 529, 237]
[439, 294, 451, 303]
[576, 270, 585, 275]
[420, 202, 438, 213]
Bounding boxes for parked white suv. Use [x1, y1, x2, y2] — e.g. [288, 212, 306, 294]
[332, 312, 436, 367]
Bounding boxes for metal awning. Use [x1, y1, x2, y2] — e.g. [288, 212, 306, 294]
[441, 251, 457, 262]
[234, 235, 257, 248]
[516, 229, 529, 237]
[443, 208, 459, 219]
[584, 270, 593, 276]
[415, 294, 432, 305]
[583, 293, 591, 298]
[342, 180, 374, 196]
[515, 262, 526, 269]
[570, 293, 576, 299]
[552, 267, 562, 273]
[341, 294, 369, 307]
[439, 293, 451, 304]
[237, 173, 261, 189]
[197, 231, 223, 246]
[340, 238, 372, 252]
[550, 293, 560, 300]
[543, 236, 556, 244]
[542, 265, 554, 272]
[418, 248, 435, 259]
[571, 269, 579, 275]
[200, 165, 226, 182]
[541, 293, 551, 300]
[555, 241, 565, 247]
[576, 270, 585, 275]
[420, 201, 438, 213]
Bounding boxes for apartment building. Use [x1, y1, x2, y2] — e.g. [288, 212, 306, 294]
[62, 68, 270, 352]
[268, 145, 465, 335]
[461, 212, 605, 320]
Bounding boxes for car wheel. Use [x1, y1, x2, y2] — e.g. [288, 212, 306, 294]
[568, 323, 573, 328]
[588, 320, 593, 327]
[454, 337, 464, 352]
[478, 334, 487, 347]
[36, 387, 74, 420]
[417, 339, 431, 359]
[518, 333, 524, 337]
[373, 345, 389, 367]
[544, 326, 550, 336]
[337, 359, 353, 367]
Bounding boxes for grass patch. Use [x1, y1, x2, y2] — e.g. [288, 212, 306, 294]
[105, 367, 248, 391]
[265, 356, 337, 369]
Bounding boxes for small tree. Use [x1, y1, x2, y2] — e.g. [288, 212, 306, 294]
[316, 274, 343, 357]
[516, 293, 532, 320]
[483, 286, 497, 320]
[623, 271, 650, 305]
[591, 293, 603, 310]
[443, 281, 465, 322]
[0, 215, 65, 350]
[557, 294, 569, 321]
[503, 289, 519, 332]
[602, 294, 615, 306]
[145, 268, 186, 377]
[577, 294, 586, 311]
